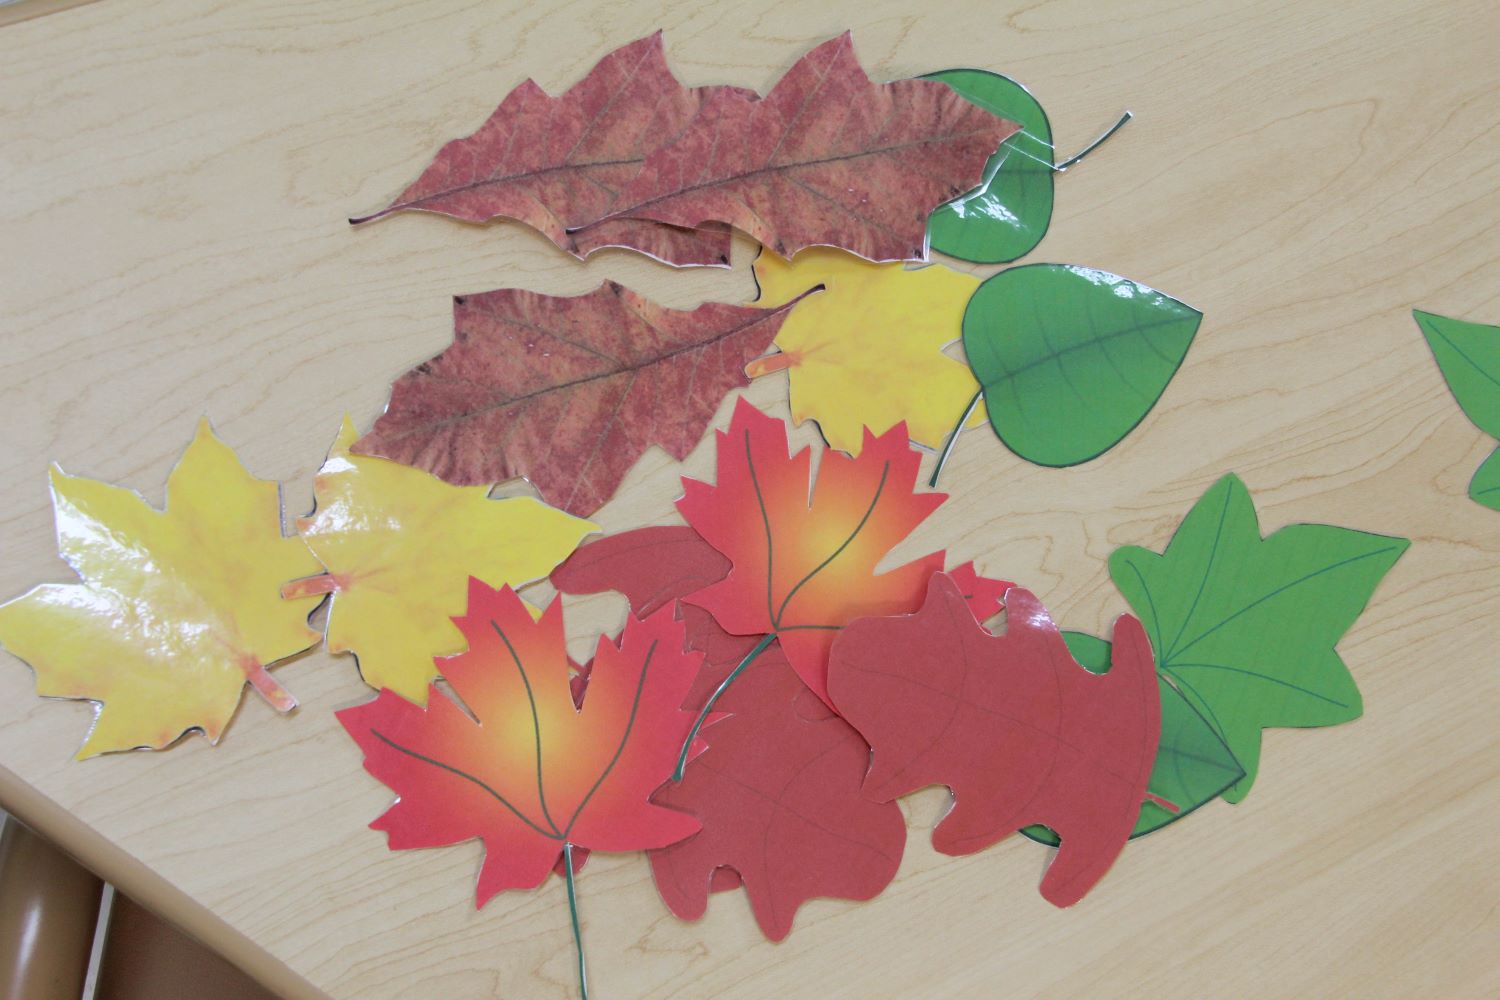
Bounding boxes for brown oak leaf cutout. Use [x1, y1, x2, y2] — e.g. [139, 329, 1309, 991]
[355, 282, 814, 517]
[576, 32, 1018, 262]
[350, 33, 743, 266]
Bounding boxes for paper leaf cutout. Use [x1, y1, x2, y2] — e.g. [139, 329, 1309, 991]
[650, 643, 905, 940]
[551, 525, 1012, 683]
[924, 69, 1054, 264]
[1022, 631, 1244, 844]
[1470, 445, 1500, 511]
[350, 33, 740, 267]
[963, 264, 1202, 466]
[1109, 473, 1408, 802]
[337, 581, 703, 906]
[828, 574, 1160, 906]
[1415, 309, 1500, 436]
[582, 33, 1017, 263]
[679, 399, 946, 706]
[285, 419, 595, 704]
[354, 282, 806, 518]
[747, 247, 985, 452]
[1414, 309, 1500, 509]
[0, 420, 323, 758]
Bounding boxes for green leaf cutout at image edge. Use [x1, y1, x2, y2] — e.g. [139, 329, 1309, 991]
[1415, 309, 1500, 438]
[924, 69, 1054, 264]
[1108, 473, 1408, 804]
[1414, 309, 1500, 510]
[1021, 631, 1245, 846]
[962, 264, 1202, 467]
[1469, 445, 1500, 511]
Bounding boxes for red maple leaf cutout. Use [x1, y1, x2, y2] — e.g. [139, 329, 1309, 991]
[354, 282, 809, 517]
[578, 32, 1018, 262]
[550, 525, 1013, 701]
[350, 33, 743, 267]
[677, 398, 947, 706]
[649, 643, 906, 940]
[336, 578, 704, 906]
[827, 573, 1162, 907]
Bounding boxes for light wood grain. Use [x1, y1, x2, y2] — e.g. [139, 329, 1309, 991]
[2, 1, 1498, 997]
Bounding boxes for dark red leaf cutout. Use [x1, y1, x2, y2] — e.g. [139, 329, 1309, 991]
[650, 643, 906, 940]
[827, 573, 1161, 907]
[355, 282, 810, 517]
[577, 33, 1018, 262]
[350, 33, 743, 267]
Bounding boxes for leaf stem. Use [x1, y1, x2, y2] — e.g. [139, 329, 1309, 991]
[929, 390, 983, 489]
[1054, 111, 1133, 172]
[562, 842, 588, 1000]
[672, 633, 776, 780]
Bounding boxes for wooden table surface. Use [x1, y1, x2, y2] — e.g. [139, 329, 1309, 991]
[3, 1, 1498, 997]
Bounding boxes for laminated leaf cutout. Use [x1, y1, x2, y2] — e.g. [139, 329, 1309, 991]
[650, 643, 906, 941]
[827, 574, 1160, 906]
[550, 524, 1010, 661]
[680, 399, 964, 707]
[0, 420, 323, 758]
[1414, 310, 1500, 510]
[1022, 631, 1243, 843]
[337, 581, 706, 994]
[747, 247, 986, 452]
[579, 33, 1018, 263]
[349, 33, 741, 267]
[959, 264, 1202, 468]
[286, 419, 595, 704]
[355, 282, 809, 518]
[1109, 473, 1408, 802]
[924, 69, 1055, 264]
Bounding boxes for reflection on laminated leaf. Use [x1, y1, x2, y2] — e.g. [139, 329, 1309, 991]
[748, 247, 985, 453]
[287, 418, 596, 704]
[924, 69, 1055, 264]
[0, 419, 323, 758]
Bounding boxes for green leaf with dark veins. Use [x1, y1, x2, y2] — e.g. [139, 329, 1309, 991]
[963, 264, 1202, 466]
[1021, 630, 1245, 845]
[1109, 474, 1408, 803]
[923, 69, 1053, 264]
[1415, 309, 1500, 438]
[1469, 445, 1500, 511]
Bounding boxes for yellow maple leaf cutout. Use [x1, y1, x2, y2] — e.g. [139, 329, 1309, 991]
[284, 418, 597, 704]
[748, 246, 987, 454]
[0, 420, 325, 759]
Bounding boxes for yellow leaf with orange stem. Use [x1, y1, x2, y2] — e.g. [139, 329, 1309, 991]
[748, 247, 986, 453]
[284, 419, 597, 703]
[0, 420, 324, 759]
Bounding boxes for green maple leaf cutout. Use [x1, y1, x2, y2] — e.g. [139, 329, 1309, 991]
[1109, 474, 1408, 802]
[1021, 631, 1244, 845]
[1414, 309, 1500, 510]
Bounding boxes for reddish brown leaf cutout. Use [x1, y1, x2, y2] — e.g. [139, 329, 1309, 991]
[355, 282, 811, 517]
[827, 573, 1161, 907]
[577, 33, 1018, 262]
[350, 33, 742, 267]
[649, 644, 906, 940]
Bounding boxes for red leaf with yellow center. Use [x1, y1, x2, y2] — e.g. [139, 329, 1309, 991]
[337, 579, 704, 906]
[827, 573, 1162, 907]
[677, 399, 947, 707]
